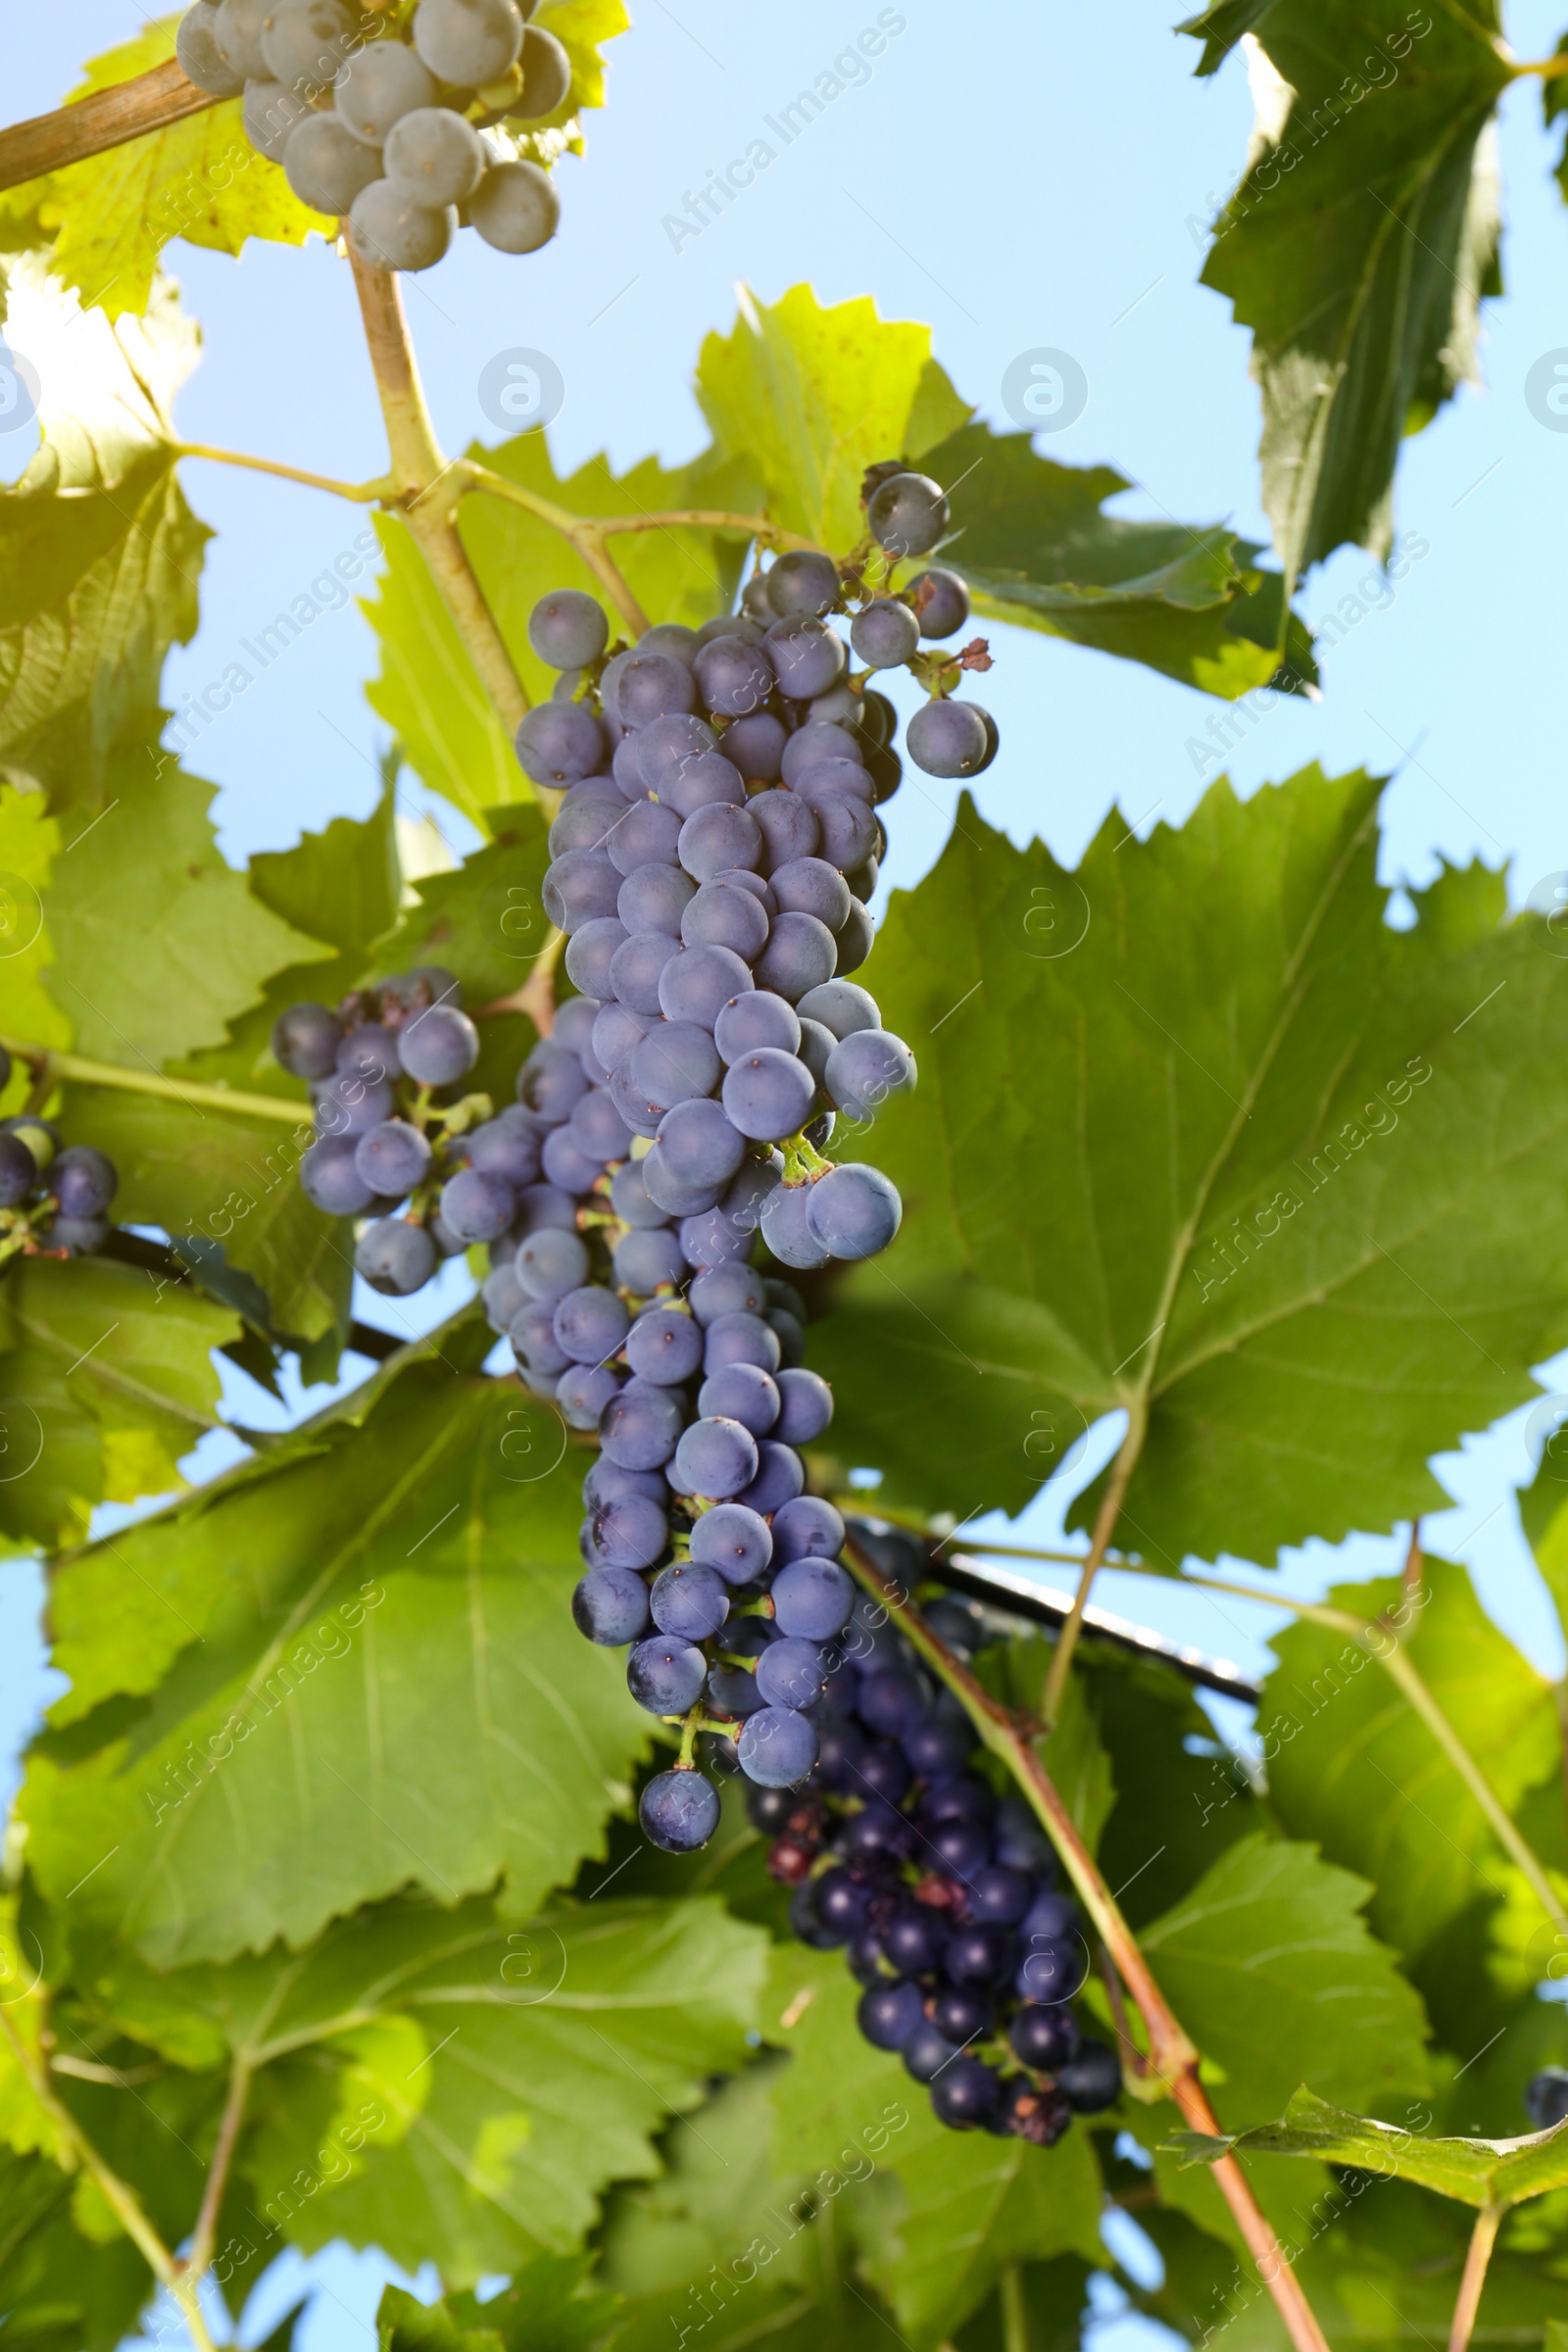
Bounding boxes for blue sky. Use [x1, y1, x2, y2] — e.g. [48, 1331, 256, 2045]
[10, 2, 1568, 2342]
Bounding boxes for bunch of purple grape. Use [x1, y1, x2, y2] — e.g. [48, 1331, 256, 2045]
[0, 1047, 119, 1262]
[280, 969, 532, 1298]
[176, 0, 564, 272]
[505, 503, 996, 1836]
[761, 1557, 1123, 2139]
[489, 981, 858, 1844]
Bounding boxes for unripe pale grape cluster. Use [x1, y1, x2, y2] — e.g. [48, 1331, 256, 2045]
[0, 1046, 120, 1262]
[756, 1532, 1123, 2141]
[175, 0, 564, 271]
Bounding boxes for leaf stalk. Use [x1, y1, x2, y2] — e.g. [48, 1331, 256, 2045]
[1039, 1397, 1147, 1730]
[185, 2052, 252, 2280]
[461, 461, 654, 638]
[172, 444, 395, 503]
[0, 1037, 310, 1127]
[1447, 2199, 1503, 2352]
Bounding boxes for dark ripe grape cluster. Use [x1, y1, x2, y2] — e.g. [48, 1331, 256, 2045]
[175, 0, 564, 272]
[0, 1050, 120, 1264]
[755, 1548, 1123, 2140]
[278, 968, 523, 1296]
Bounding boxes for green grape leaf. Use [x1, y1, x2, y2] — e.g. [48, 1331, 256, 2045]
[1544, 36, 1568, 200]
[1518, 1440, 1568, 1643]
[1083, 1646, 1268, 1927]
[378, 2256, 619, 2352]
[367, 443, 751, 830]
[77, 788, 402, 1359]
[0, 2146, 155, 2352]
[1139, 1835, 1431, 2128]
[1175, 2084, 1568, 2209]
[1296, 2179, 1568, 2343]
[0, 1254, 236, 1547]
[913, 420, 1315, 699]
[307, 1899, 763, 2281]
[762, 1944, 1102, 2343]
[599, 2060, 821, 2339]
[1176, 0, 1272, 75]
[376, 2290, 492, 2352]
[1262, 1565, 1563, 1974]
[0, 18, 330, 319]
[15, 2044, 224, 2317]
[362, 515, 519, 833]
[43, 753, 328, 1066]
[695, 283, 970, 553]
[365, 804, 553, 1011]
[172, 785, 401, 1102]
[1189, 1, 1509, 581]
[977, 1634, 1115, 1854]
[250, 785, 404, 982]
[0, 1900, 66, 2163]
[0, 783, 69, 1070]
[951, 2259, 1097, 2352]
[103, 1894, 767, 2285]
[599, 2057, 915, 2352]
[20, 1354, 655, 1965]
[810, 772, 1568, 1565]
[0, 256, 206, 810]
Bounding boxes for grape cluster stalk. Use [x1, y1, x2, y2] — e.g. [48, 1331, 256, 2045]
[176, 0, 564, 270]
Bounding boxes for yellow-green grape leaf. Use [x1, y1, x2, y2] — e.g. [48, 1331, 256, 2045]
[695, 283, 971, 552]
[0, 1898, 64, 2163]
[0, 784, 68, 1077]
[0, 256, 207, 811]
[43, 755, 329, 1066]
[0, 1252, 237, 1547]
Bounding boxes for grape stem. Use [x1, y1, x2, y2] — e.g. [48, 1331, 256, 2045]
[0, 1999, 220, 2352]
[185, 2053, 253, 2281]
[347, 251, 532, 733]
[461, 462, 655, 638]
[593, 509, 818, 548]
[1038, 1397, 1147, 1733]
[781, 1132, 833, 1184]
[0, 59, 216, 196]
[1447, 2200, 1503, 2352]
[840, 1532, 1333, 2352]
[167, 439, 822, 618]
